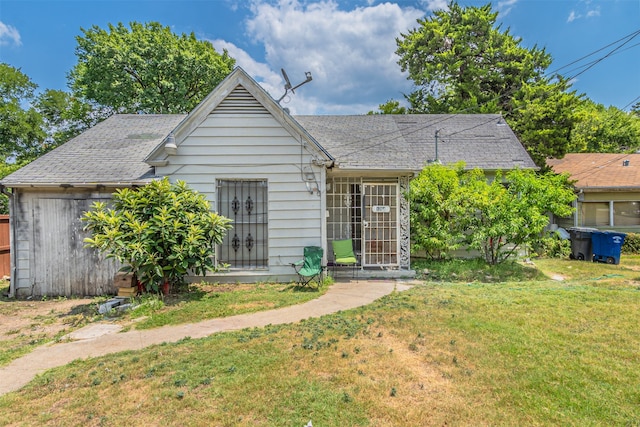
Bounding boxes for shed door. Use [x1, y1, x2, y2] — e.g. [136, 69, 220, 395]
[32, 198, 118, 296]
[363, 183, 399, 266]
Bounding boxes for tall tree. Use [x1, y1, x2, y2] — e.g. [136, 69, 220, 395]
[0, 63, 46, 161]
[396, 2, 550, 115]
[393, 2, 583, 166]
[568, 101, 640, 153]
[69, 21, 236, 114]
[509, 77, 583, 165]
[35, 89, 107, 149]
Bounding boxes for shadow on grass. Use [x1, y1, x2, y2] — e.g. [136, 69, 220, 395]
[412, 258, 546, 283]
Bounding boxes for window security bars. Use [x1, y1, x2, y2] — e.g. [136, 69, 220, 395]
[217, 180, 268, 268]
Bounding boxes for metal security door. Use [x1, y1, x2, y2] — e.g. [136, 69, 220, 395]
[362, 183, 399, 266]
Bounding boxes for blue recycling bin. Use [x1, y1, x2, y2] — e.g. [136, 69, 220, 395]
[591, 231, 626, 264]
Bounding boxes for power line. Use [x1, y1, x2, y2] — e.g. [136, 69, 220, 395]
[547, 29, 640, 75]
[622, 95, 640, 111]
[565, 31, 640, 81]
[330, 29, 640, 163]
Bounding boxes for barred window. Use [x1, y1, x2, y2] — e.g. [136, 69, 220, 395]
[217, 180, 268, 268]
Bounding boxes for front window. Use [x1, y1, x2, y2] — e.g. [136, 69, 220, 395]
[582, 202, 610, 227]
[217, 180, 268, 268]
[613, 201, 640, 226]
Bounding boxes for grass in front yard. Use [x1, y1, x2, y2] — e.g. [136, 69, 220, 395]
[1, 259, 638, 426]
[129, 281, 329, 329]
[0, 279, 329, 367]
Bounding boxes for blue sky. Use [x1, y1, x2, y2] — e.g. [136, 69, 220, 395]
[0, 0, 638, 115]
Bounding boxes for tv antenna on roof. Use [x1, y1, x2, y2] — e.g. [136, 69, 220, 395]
[277, 68, 312, 104]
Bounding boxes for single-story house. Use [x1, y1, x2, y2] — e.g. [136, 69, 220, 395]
[547, 153, 640, 231]
[1, 67, 536, 297]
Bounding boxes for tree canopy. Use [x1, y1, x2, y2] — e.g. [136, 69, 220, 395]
[568, 100, 640, 153]
[396, 2, 551, 115]
[69, 21, 236, 114]
[393, 1, 585, 166]
[0, 63, 46, 162]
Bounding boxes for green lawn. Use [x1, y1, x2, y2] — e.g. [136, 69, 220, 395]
[0, 258, 639, 426]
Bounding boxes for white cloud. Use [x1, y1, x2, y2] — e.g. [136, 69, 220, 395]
[243, 0, 424, 114]
[567, 1, 601, 23]
[211, 39, 281, 86]
[423, 0, 448, 11]
[586, 7, 600, 18]
[0, 21, 21, 47]
[497, 0, 518, 17]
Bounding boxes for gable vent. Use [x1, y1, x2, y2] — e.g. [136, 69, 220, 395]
[213, 85, 269, 114]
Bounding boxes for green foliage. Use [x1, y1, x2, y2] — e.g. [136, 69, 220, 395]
[82, 178, 232, 292]
[409, 164, 575, 264]
[569, 101, 640, 153]
[369, 99, 407, 115]
[508, 77, 583, 166]
[392, 2, 585, 167]
[395, 2, 551, 115]
[460, 168, 575, 264]
[69, 21, 235, 114]
[0, 63, 46, 162]
[532, 231, 572, 259]
[622, 232, 640, 254]
[35, 89, 108, 149]
[0, 161, 26, 214]
[409, 162, 466, 259]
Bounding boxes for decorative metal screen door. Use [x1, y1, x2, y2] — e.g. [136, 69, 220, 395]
[362, 183, 399, 266]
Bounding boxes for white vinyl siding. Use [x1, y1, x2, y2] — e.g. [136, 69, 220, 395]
[155, 90, 325, 281]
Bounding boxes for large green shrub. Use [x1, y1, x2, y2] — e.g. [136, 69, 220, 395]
[409, 164, 575, 264]
[409, 162, 467, 259]
[82, 178, 232, 292]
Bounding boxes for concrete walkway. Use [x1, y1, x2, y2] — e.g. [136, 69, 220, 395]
[0, 280, 413, 396]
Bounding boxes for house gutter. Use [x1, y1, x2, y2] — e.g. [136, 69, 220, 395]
[1, 181, 154, 189]
[1, 185, 16, 298]
[574, 186, 640, 192]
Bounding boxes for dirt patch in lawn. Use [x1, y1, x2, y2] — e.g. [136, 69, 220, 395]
[0, 295, 97, 342]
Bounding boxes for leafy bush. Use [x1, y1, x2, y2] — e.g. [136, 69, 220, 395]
[409, 164, 575, 265]
[531, 231, 571, 259]
[622, 232, 640, 254]
[82, 178, 232, 293]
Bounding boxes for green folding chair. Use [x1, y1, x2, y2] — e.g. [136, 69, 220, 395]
[291, 246, 324, 287]
[331, 239, 358, 281]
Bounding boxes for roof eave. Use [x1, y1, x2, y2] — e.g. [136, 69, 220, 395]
[575, 185, 640, 192]
[2, 180, 154, 189]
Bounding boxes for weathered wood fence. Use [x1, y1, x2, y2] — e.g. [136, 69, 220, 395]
[0, 215, 9, 278]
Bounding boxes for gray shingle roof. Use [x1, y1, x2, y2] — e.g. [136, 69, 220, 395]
[1, 112, 535, 187]
[293, 114, 536, 171]
[2, 114, 185, 187]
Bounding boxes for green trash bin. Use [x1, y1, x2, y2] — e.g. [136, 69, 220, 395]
[568, 227, 598, 261]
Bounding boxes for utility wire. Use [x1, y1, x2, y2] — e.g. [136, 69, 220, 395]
[547, 29, 640, 75]
[329, 29, 640, 163]
[621, 95, 640, 111]
[565, 30, 640, 81]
